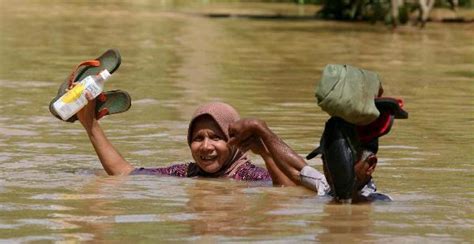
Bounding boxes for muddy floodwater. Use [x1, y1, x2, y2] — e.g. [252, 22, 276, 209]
[0, 0, 473, 242]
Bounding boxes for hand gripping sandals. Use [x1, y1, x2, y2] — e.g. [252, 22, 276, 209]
[307, 97, 408, 203]
[49, 49, 131, 122]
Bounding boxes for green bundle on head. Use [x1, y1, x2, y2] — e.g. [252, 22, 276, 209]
[316, 64, 382, 125]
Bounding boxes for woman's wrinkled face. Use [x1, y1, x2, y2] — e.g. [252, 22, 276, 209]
[190, 116, 231, 173]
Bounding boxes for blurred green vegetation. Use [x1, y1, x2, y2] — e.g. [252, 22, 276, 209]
[294, 0, 471, 6]
[293, 0, 472, 24]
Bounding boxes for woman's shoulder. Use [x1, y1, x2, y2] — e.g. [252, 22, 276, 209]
[233, 161, 271, 181]
[131, 162, 194, 177]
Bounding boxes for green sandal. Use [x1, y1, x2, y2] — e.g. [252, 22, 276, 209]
[49, 49, 131, 122]
[95, 90, 131, 120]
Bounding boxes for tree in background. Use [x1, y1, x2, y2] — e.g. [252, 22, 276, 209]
[316, 0, 392, 23]
[297, 0, 471, 26]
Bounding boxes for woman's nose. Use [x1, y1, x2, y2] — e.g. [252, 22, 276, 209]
[200, 137, 214, 152]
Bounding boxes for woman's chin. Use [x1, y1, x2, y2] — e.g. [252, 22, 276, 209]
[198, 161, 222, 173]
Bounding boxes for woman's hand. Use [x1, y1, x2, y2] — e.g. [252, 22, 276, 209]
[74, 87, 97, 132]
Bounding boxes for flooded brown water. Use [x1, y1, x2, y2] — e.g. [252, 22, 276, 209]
[0, 0, 473, 242]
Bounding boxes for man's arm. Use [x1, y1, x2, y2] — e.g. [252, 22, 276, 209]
[238, 135, 298, 186]
[228, 119, 307, 185]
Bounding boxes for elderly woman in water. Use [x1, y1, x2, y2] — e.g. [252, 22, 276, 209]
[76, 95, 329, 193]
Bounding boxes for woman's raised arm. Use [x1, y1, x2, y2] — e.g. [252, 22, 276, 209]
[76, 93, 134, 176]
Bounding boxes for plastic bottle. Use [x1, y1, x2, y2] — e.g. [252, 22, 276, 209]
[53, 69, 111, 120]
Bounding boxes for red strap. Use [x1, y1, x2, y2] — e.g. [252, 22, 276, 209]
[96, 108, 109, 120]
[356, 112, 393, 144]
[397, 98, 404, 108]
[96, 93, 108, 119]
[97, 92, 107, 102]
[67, 60, 101, 87]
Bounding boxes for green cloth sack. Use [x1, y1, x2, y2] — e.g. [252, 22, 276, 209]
[316, 64, 381, 125]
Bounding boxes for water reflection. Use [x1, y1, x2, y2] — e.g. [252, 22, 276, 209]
[318, 204, 374, 243]
[185, 180, 331, 242]
[45, 177, 127, 242]
[185, 180, 278, 237]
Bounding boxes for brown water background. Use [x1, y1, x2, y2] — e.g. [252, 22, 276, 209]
[0, 0, 473, 242]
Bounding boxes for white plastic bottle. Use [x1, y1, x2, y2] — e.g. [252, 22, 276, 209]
[53, 69, 111, 120]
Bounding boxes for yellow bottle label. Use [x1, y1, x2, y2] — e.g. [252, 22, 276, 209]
[61, 83, 85, 103]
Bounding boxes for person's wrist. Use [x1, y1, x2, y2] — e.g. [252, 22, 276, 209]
[251, 119, 265, 136]
[84, 119, 100, 135]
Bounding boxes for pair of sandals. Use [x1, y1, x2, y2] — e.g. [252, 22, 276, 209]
[49, 49, 131, 123]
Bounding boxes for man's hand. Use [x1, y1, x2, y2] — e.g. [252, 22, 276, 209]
[354, 151, 377, 188]
[228, 119, 269, 156]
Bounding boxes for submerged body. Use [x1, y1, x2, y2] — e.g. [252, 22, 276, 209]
[132, 161, 270, 181]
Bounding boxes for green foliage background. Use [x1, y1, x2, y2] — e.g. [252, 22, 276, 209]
[294, 0, 472, 23]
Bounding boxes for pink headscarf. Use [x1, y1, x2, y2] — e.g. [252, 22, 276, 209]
[187, 102, 249, 177]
